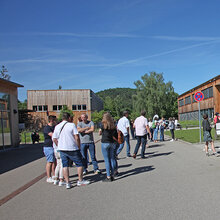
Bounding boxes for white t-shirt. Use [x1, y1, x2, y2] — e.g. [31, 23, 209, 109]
[117, 116, 130, 136]
[53, 120, 79, 151]
[134, 116, 148, 136]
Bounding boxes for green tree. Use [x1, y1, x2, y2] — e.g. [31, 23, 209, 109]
[18, 99, 27, 110]
[0, 65, 11, 80]
[58, 105, 73, 121]
[133, 72, 178, 118]
[91, 110, 105, 123]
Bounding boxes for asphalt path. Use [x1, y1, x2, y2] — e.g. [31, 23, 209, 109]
[1, 134, 220, 220]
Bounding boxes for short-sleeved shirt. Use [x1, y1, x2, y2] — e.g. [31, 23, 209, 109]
[53, 121, 79, 151]
[101, 125, 118, 143]
[134, 116, 148, 136]
[44, 125, 54, 147]
[117, 116, 130, 136]
[77, 121, 94, 144]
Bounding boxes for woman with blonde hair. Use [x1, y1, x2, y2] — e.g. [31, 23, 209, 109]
[99, 112, 117, 182]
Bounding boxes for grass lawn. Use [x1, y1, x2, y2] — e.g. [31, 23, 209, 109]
[20, 131, 44, 143]
[165, 129, 220, 143]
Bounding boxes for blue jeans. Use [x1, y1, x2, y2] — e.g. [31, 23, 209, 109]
[101, 142, 115, 177]
[153, 129, 158, 141]
[160, 127, 164, 141]
[116, 134, 131, 156]
[81, 143, 99, 171]
[60, 150, 84, 168]
[134, 135, 147, 158]
[112, 142, 119, 171]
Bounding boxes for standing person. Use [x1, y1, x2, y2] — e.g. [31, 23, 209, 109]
[148, 118, 153, 141]
[168, 117, 175, 141]
[53, 112, 90, 189]
[77, 113, 101, 175]
[159, 117, 166, 141]
[130, 119, 135, 140]
[133, 111, 151, 159]
[99, 112, 117, 182]
[43, 115, 57, 183]
[153, 117, 159, 143]
[202, 114, 217, 156]
[116, 111, 131, 157]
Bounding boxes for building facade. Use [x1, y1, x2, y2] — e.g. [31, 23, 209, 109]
[27, 89, 103, 125]
[178, 75, 220, 121]
[0, 78, 23, 149]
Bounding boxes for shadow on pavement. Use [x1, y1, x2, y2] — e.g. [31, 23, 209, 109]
[116, 165, 155, 180]
[0, 143, 44, 174]
[148, 151, 174, 158]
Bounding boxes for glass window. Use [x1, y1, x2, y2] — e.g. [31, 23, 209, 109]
[78, 105, 82, 110]
[43, 105, 48, 111]
[192, 94, 196, 103]
[202, 86, 213, 99]
[82, 105, 87, 110]
[58, 105, 62, 111]
[185, 96, 191, 105]
[38, 106, 42, 111]
[53, 105, 57, 111]
[33, 106, 37, 111]
[179, 99, 184, 107]
[72, 105, 77, 110]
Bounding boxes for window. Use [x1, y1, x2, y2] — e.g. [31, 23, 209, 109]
[192, 94, 196, 103]
[33, 106, 37, 111]
[78, 105, 82, 110]
[185, 96, 191, 105]
[202, 87, 213, 99]
[72, 105, 77, 110]
[53, 105, 57, 111]
[38, 106, 42, 111]
[82, 105, 87, 110]
[43, 105, 48, 111]
[179, 99, 184, 107]
[58, 105, 62, 111]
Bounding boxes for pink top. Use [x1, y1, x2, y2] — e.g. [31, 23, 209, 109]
[134, 116, 148, 136]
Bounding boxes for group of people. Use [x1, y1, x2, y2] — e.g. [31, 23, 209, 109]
[43, 110, 179, 189]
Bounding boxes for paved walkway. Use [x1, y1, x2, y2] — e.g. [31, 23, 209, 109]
[1, 134, 220, 220]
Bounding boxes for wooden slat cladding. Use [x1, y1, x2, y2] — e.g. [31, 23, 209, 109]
[178, 76, 220, 117]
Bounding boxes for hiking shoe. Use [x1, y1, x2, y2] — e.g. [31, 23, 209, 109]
[66, 183, 72, 189]
[59, 181, 66, 187]
[83, 170, 88, 175]
[46, 177, 54, 183]
[94, 169, 101, 174]
[133, 154, 136, 159]
[53, 180, 59, 185]
[77, 179, 90, 186]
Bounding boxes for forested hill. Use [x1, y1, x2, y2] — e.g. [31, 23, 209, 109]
[96, 88, 137, 118]
[96, 88, 136, 100]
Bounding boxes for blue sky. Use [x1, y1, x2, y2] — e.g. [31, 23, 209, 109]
[1, 0, 220, 101]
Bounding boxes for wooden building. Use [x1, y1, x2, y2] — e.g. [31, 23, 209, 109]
[27, 89, 103, 125]
[0, 78, 23, 149]
[178, 75, 220, 121]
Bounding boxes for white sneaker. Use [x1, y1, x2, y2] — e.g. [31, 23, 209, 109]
[59, 181, 66, 187]
[66, 183, 71, 189]
[53, 180, 59, 185]
[77, 179, 90, 186]
[170, 139, 174, 142]
[46, 177, 54, 183]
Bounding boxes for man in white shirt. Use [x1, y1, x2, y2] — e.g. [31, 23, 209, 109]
[53, 112, 90, 189]
[116, 111, 131, 157]
[133, 111, 151, 159]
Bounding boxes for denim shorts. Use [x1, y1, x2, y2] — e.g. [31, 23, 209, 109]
[43, 147, 55, 162]
[60, 150, 83, 167]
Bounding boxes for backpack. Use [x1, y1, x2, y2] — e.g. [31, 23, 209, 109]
[152, 121, 156, 129]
